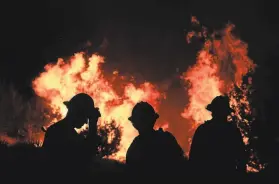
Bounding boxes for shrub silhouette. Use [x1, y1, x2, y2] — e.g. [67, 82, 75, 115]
[229, 74, 267, 171]
[97, 120, 122, 158]
[0, 83, 56, 142]
[0, 83, 122, 158]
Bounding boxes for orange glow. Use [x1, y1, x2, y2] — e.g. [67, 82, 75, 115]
[32, 53, 164, 160]
[182, 16, 259, 171]
[181, 48, 222, 125]
[0, 134, 17, 145]
[29, 16, 263, 171]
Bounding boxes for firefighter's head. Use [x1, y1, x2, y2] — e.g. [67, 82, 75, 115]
[128, 102, 159, 133]
[206, 95, 234, 120]
[64, 93, 101, 128]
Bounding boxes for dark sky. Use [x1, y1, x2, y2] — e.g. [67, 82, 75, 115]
[0, 0, 278, 97]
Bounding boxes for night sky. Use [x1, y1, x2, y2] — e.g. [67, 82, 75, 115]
[0, 0, 278, 98]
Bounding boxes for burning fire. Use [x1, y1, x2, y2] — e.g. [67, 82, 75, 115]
[32, 53, 164, 160]
[29, 16, 263, 171]
[181, 17, 261, 171]
[182, 17, 255, 125]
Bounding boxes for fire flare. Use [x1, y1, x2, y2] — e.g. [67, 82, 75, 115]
[182, 17, 260, 171]
[30, 16, 262, 171]
[32, 53, 164, 160]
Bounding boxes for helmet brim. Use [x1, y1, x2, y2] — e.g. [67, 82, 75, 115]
[63, 101, 70, 108]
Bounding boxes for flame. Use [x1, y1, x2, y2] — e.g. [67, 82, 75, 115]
[154, 121, 169, 131]
[29, 16, 263, 171]
[32, 53, 164, 160]
[182, 20, 255, 124]
[181, 47, 222, 125]
[182, 16, 261, 171]
[0, 134, 17, 145]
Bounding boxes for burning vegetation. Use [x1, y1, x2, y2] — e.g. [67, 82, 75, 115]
[182, 16, 264, 171]
[0, 16, 266, 172]
[32, 53, 164, 160]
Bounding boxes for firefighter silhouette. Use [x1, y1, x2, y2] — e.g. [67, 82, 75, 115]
[42, 93, 101, 178]
[189, 95, 248, 177]
[126, 102, 186, 175]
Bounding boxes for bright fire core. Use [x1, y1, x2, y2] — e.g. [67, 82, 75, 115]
[32, 53, 164, 160]
[31, 16, 263, 171]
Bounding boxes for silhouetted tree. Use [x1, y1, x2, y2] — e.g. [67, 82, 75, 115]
[0, 83, 27, 133]
[0, 83, 122, 158]
[0, 140, 8, 151]
[97, 120, 122, 158]
[0, 83, 57, 142]
[229, 73, 266, 172]
[73, 120, 122, 158]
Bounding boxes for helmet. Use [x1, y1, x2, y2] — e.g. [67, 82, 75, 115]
[63, 93, 95, 110]
[206, 95, 234, 113]
[128, 101, 159, 122]
[63, 93, 101, 119]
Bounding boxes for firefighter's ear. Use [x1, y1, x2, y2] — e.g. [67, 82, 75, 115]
[95, 108, 101, 118]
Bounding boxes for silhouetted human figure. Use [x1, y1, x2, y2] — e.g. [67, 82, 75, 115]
[189, 95, 248, 179]
[126, 102, 186, 177]
[42, 93, 101, 179]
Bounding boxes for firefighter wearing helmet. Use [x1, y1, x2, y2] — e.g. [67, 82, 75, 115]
[42, 93, 101, 179]
[128, 101, 159, 134]
[126, 101, 186, 177]
[189, 95, 248, 179]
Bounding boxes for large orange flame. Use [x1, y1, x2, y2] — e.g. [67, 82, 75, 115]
[30, 16, 263, 171]
[181, 47, 222, 125]
[32, 53, 165, 160]
[183, 18, 255, 124]
[182, 17, 261, 171]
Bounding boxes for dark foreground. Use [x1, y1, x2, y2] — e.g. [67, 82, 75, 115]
[0, 142, 275, 183]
